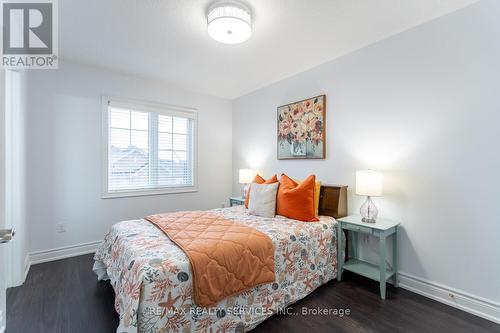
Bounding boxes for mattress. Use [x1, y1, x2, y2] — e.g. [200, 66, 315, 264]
[93, 205, 340, 333]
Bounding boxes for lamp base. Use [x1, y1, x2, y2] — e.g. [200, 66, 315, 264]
[360, 196, 378, 223]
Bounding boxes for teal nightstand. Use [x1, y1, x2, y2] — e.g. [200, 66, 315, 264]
[337, 215, 400, 299]
[229, 196, 245, 207]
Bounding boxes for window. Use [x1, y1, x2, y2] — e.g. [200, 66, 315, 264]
[102, 97, 197, 198]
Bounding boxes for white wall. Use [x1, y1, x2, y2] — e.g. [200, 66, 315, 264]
[232, 0, 500, 305]
[25, 61, 232, 252]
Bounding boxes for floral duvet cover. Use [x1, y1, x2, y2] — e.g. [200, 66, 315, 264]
[93, 206, 340, 333]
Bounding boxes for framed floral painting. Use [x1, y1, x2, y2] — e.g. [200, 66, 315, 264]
[277, 95, 326, 159]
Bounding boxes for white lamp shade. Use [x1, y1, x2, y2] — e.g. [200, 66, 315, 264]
[239, 169, 257, 184]
[356, 170, 383, 197]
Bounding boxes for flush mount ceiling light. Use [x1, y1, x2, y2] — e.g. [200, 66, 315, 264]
[207, 1, 252, 44]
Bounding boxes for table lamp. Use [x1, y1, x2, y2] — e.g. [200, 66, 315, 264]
[239, 169, 257, 198]
[356, 170, 383, 223]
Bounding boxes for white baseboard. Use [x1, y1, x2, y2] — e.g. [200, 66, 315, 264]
[399, 272, 500, 324]
[29, 240, 102, 266]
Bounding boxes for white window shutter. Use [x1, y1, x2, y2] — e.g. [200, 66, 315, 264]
[105, 99, 196, 195]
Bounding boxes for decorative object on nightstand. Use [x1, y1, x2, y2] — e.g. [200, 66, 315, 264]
[229, 196, 245, 207]
[356, 170, 383, 223]
[239, 169, 257, 198]
[337, 215, 400, 299]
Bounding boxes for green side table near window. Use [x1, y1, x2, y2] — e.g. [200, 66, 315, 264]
[229, 196, 245, 207]
[337, 215, 400, 299]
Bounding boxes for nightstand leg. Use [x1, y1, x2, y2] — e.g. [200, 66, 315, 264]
[337, 223, 343, 281]
[393, 227, 399, 288]
[379, 236, 386, 299]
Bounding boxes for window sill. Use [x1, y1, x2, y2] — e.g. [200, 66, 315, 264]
[102, 186, 198, 199]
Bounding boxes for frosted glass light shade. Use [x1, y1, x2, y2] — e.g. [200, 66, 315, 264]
[356, 170, 383, 197]
[207, 2, 252, 44]
[239, 169, 257, 184]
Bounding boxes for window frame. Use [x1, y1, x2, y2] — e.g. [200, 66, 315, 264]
[101, 96, 198, 199]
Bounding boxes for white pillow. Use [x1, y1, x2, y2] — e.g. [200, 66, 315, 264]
[248, 183, 279, 218]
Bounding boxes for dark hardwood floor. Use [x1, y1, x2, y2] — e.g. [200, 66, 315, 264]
[6, 254, 499, 333]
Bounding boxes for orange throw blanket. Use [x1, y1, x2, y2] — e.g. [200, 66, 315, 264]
[145, 211, 276, 307]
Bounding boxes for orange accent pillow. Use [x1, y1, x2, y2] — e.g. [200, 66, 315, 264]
[277, 174, 319, 222]
[292, 178, 321, 217]
[245, 174, 278, 208]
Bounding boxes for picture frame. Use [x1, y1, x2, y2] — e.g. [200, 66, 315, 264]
[277, 94, 326, 160]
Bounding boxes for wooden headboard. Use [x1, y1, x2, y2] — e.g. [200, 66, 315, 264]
[318, 185, 348, 219]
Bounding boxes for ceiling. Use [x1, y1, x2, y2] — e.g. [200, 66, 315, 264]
[60, 0, 478, 99]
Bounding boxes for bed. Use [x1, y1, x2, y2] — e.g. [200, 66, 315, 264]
[93, 185, 347, 333]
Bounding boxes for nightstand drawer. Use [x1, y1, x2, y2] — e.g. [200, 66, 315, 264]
[341, 223, 373, 234]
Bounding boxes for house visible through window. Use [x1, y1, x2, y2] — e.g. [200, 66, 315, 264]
[103, 98, 197, 197]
